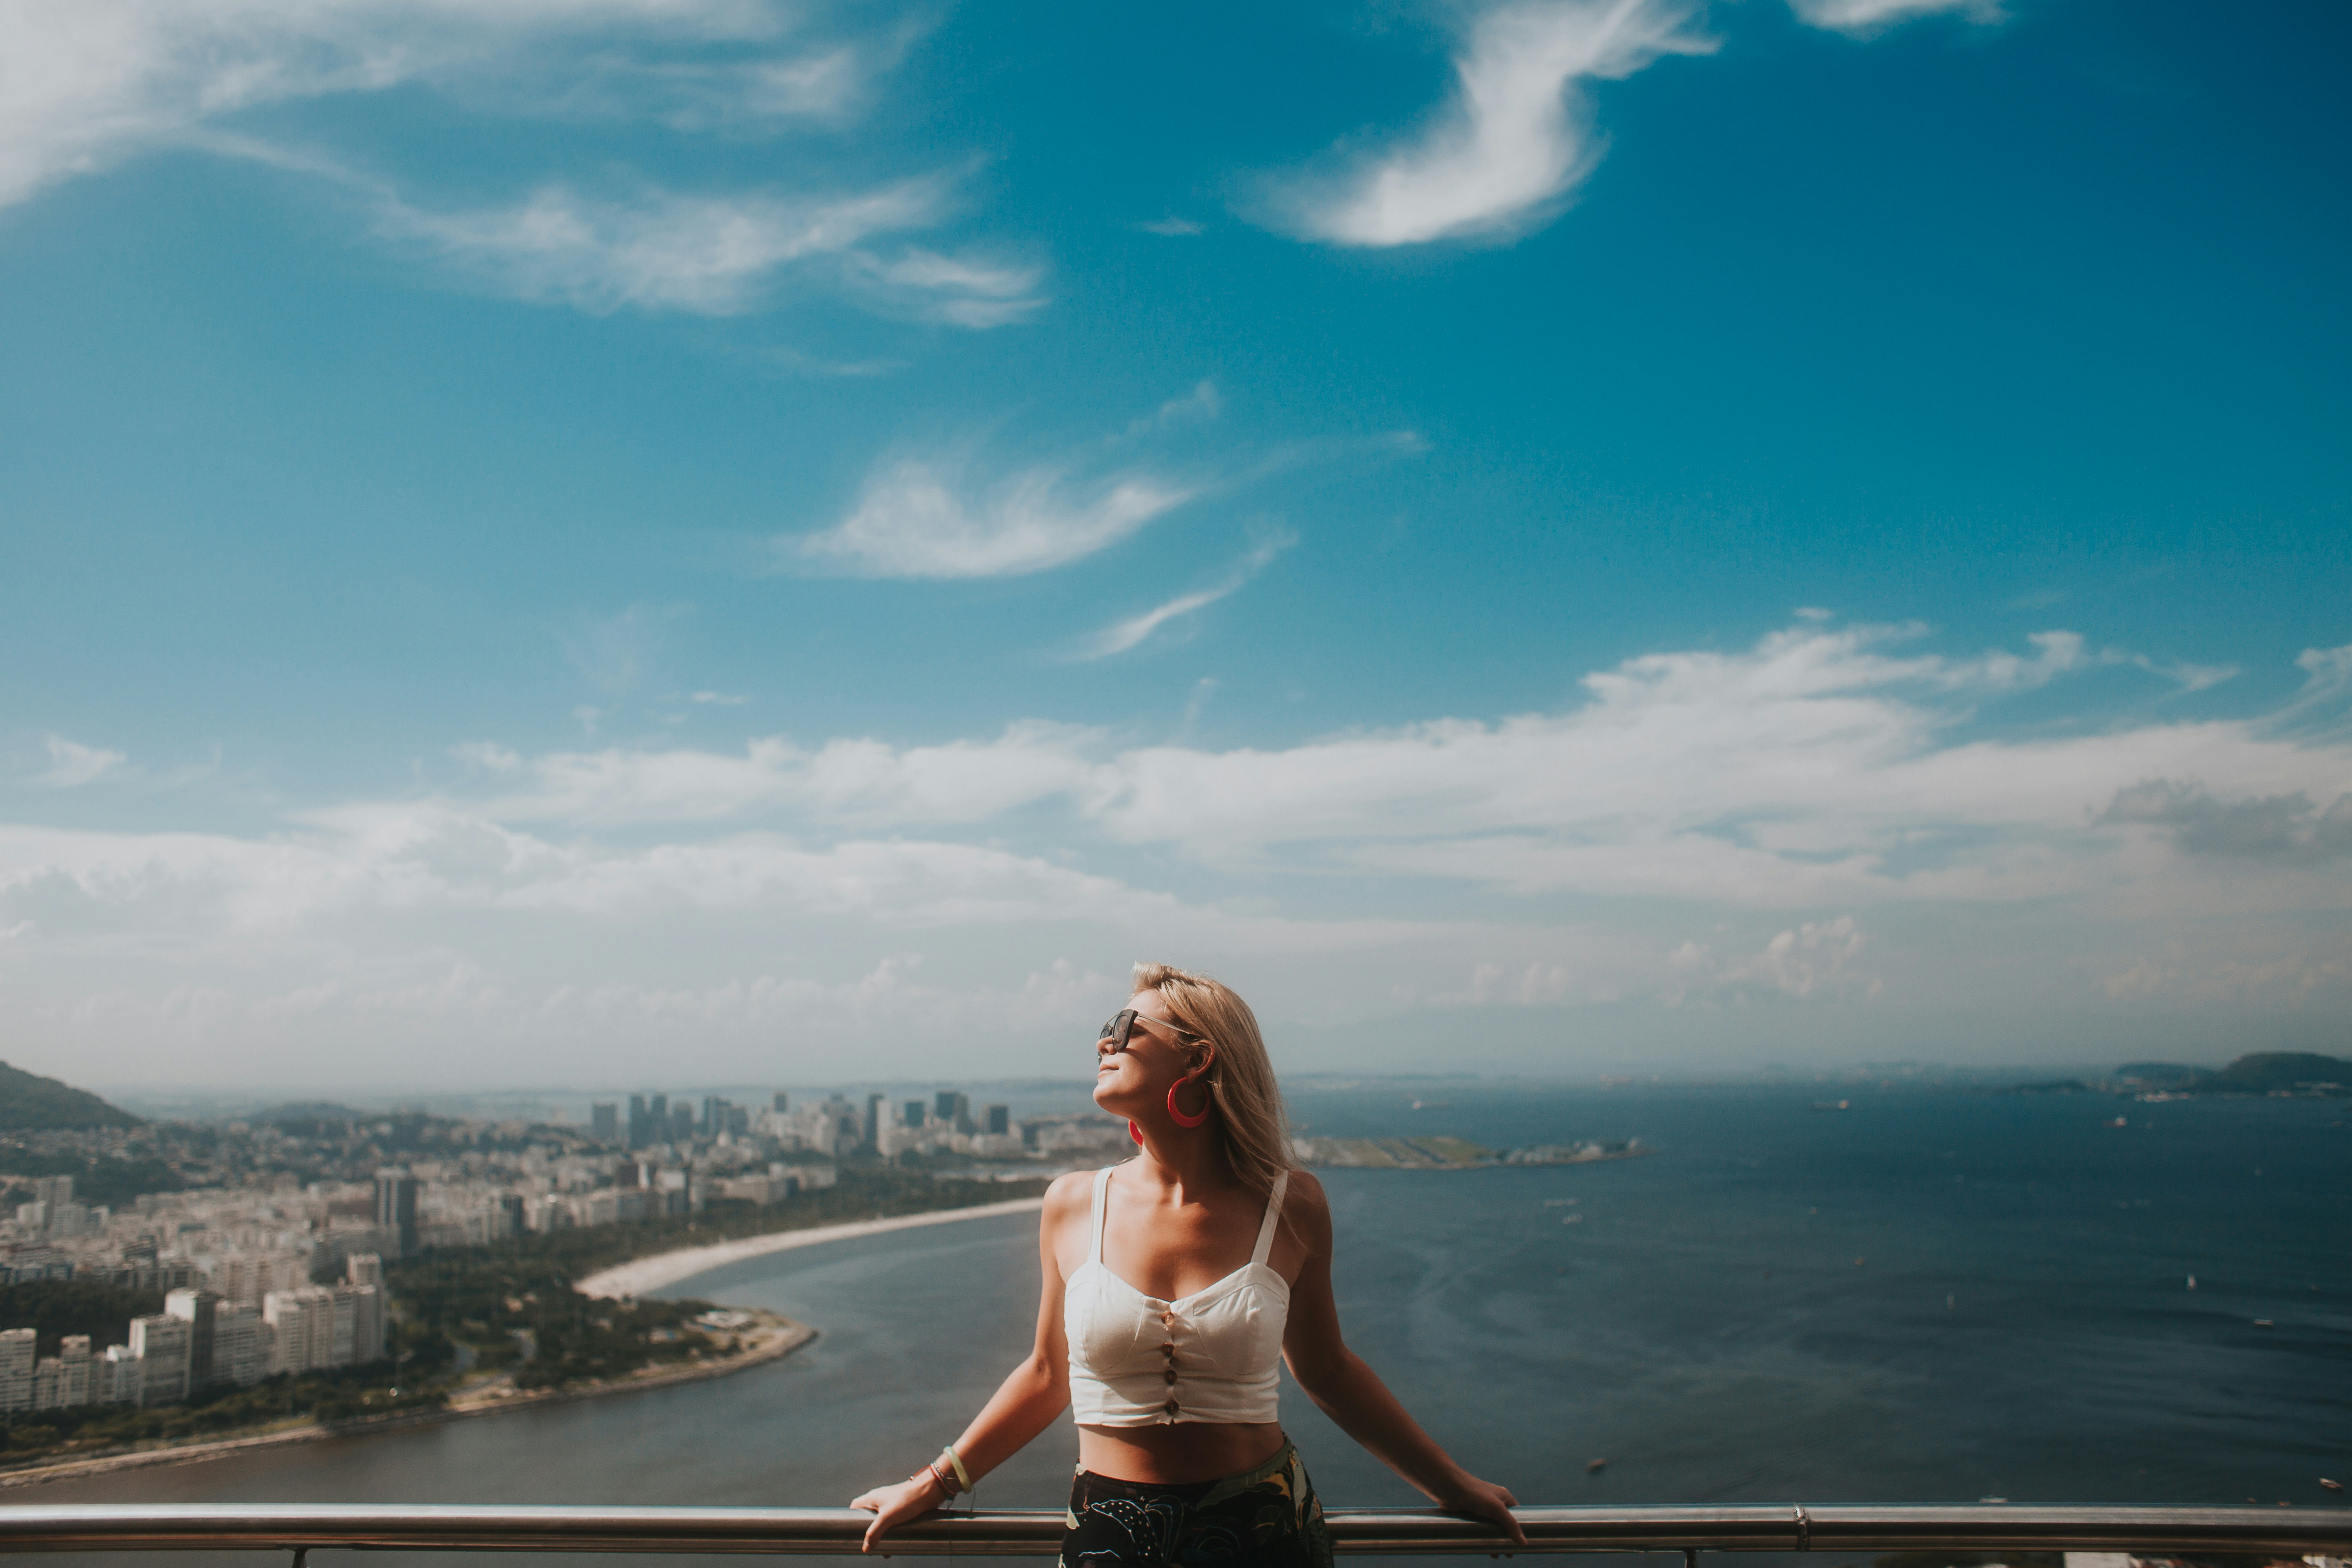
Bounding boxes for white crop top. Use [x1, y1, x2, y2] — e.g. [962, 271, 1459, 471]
[1065, 1164, 1291, 1427]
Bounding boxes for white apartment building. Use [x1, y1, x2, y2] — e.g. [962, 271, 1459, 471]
[264, 1286, 336, 1374]
[127, 1314, 190, 1406]
[263, 1280, 383, 1375]
[55, 1335, 92, 1407]
[212, 1305, 274, 1387]
[0, 1327, 34, 1413]
[101, 1344, 143, 1405]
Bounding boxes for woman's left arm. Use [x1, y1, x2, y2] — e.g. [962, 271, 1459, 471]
[1278, 1173, 1526, 1545]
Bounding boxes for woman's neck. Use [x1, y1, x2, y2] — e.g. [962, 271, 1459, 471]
[1130, 1136, 1236, 1201]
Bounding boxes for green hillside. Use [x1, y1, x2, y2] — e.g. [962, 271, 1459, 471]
[0, 1062, 141, 1131]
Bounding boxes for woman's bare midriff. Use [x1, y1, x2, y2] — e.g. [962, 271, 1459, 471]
[1078, 1421, 1289, 1484]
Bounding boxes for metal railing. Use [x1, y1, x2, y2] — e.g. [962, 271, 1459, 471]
[0, 1504, 2343, 1558]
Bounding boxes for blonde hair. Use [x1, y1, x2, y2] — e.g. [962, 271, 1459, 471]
[1132, 962, 1296, 1199]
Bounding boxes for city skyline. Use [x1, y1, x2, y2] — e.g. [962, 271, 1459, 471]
[2, 0, 2346, 1088]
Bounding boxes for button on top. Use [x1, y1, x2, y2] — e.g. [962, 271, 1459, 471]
[1163, 1368, 1177, 1384]
[1162, 1398, 1180, 1415]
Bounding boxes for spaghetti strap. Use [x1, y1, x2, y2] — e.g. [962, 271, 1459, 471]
[1250, 1170, 1290, 1265]
[1089, 1166, 1114, 1264]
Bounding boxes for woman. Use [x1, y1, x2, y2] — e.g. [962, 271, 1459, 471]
[852, 962, 1524, 1565]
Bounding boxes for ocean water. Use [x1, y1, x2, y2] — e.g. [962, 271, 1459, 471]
[31, 1084, 2351, 1568]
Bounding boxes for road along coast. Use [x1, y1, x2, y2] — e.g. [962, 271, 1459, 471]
[575, 1196, 1047, 1299]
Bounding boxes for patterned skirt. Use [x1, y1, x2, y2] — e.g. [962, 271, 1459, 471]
[1060, 1443, 1335, 1568]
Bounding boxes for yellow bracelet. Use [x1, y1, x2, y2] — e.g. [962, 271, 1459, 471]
[940, 1446, 972, 1493]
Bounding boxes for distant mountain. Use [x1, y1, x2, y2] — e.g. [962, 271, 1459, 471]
[2208, 1052, 2350, 1091]
[2114, 1053, 2349, 1094]
[0, 1062, 141, 1131]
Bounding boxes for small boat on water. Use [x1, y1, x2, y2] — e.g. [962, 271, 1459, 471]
[1813, 1099, 1850, 1111]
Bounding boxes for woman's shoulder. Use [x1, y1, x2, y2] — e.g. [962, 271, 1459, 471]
[1276, 1166, 1332, 1249]
[1042, 1165, 1106, 1222]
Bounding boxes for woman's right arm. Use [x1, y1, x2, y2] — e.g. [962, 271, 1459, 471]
[850, 1172, 1088, 1552]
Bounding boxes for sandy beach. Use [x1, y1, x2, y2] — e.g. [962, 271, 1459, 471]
[575, 1196, 1046, 1299]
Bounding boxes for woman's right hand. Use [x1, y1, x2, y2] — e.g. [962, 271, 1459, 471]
[849, 1472, 946, 1553]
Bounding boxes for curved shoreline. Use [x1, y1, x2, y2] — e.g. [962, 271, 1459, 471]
[0, 1314, 816, 1490]
[0, 1197, 1042, 1488]
[576, 1196, 1046, 1299]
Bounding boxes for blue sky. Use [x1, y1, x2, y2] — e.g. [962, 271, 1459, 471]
[2, 0, 2346, 1092]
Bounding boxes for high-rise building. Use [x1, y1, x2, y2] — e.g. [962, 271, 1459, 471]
[100, 1344, 143, 1406]
[373, 1170, 419, 1258]
[590, 1102, 619, 1144]
[210, 1306, 273, 1386]
[164, 1287, 220, 1387]
[903, 1099, 926, 1129]
[627, 1094, 651, 1148]
[0, 1328, 34, 1413]
[772, 1091, 790, 1113]
[31, 1175, 72, 1211]
[986, 1104, 1011, 1136]
[128, 1315, 191, 1406]
[347, 1252, 383, 1286]
[701, 1096, 727, 1134]
[350, 1283, 385, 1364]
[57, 1335, 91, 1407]
[668, 1102, 695, 1143]
[648, 1094, 668, 1141]
[864, 1093, 885, 1150]
[264, 1288, 336, 1374]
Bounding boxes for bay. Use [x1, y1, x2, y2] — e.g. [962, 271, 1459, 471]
[29, 1085, 2351, 1568]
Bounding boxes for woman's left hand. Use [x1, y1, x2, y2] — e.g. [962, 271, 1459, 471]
[1433, 1475, 1526, 1546]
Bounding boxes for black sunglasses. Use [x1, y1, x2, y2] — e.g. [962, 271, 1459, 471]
[1097, 1010, 1204, 1051]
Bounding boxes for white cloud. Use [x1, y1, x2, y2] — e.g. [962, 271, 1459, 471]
[1259, 0, 2013, 250]
[436, 621, 2352, 920]
[0, 0, 838, 213]
[848, 248, 1047, 328]
[1118, 380, 1224, 441]
[36, 736, 127, 787]
[788, 456, 1194, 579]
[1783, 0, 2003, 37]
[6, 620, 2347, 1082]
[1262, 0, 1716, 247]
[383, 178, 951, 315]
[1075, 531, 1294, 659]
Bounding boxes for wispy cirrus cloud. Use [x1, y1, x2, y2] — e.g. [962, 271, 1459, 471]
[1, 1, 1034, 333]
[0, 0, 853, 213]
[788, 461, 1191, 579]
[1258, 0, 2008, 249]
[380, 178, 957, 315]
[1075, 531, 1295, 659]
[782, 396, 1212, 578]
[1785, 0, 2003, 37]
[36, 736, 127, 787]
[1259, 0, 1716, 247]
[845, 247, 1048, 328]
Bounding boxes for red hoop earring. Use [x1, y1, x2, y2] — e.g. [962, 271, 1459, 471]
[1166, 1076, 1211, 1129]
[1129, 1120, 1142, 1144]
